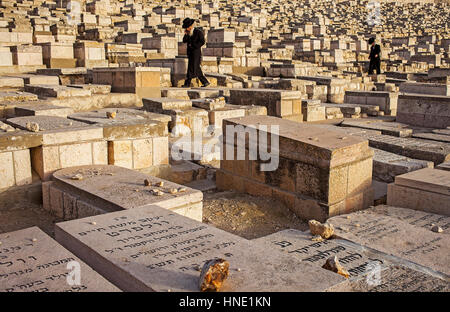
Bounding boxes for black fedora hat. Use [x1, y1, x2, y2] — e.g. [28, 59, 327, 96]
[182, 18, 195, 29]
[368, 37, 375, 44]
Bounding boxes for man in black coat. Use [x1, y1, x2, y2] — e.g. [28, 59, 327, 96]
[368, 37, 381, 75]
[182, 18, 209, 87]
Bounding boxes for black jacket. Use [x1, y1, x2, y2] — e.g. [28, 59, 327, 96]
[183, 27, 206, 79]
[369, 44, 381, 60]
[183, 27, 205, 55]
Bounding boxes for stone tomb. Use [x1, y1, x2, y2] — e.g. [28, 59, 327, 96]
[254, 229, 449, 292]
[0, 122, 41, 189]
[54, 204, 347, 292]
[217, 115, 374, 221]
[387, 168, 450, 216]
[143, 97, 209, 137]
[43, 165, 203, 222]
[92, 67, 163, 99]
[6, 116, 107, 180]
[68, 108, 170, 169]
[14, 104, 74, 118]
[0, 227, 120, 292]
[397, 94, 450, 129]
[328, 207, 450, 276]
[229, 89, 304, 122]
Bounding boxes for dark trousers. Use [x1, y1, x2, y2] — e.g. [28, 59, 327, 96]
[184, 73, 208, 86]
[369, 59, 381, 74]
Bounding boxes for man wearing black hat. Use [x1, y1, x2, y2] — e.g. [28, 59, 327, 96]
[368, 37, 381, 75]
[182, 18, 210, 88]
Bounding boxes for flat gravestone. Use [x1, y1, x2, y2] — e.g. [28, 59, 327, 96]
[54, 205, 346, 292]
[394, 168, 450, 197]
[68, 108, 171, 125]
[6, 116, 103, 145]
[52, 165, 203, 217]
[254, 229, 449, 292]
[368, 205, 450, 235]
[329, 265, 449, 292]
[328, 209, 450, 276]
[0, 227, 120, 292]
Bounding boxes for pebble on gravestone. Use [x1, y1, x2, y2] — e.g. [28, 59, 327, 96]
[322, 256, 350, 278]
[309, 220, 335, 239]
[26, 121, 39, 132]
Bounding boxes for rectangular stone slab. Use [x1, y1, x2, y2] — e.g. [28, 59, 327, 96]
[6, 116, 103, 145]
[0, 227, 120, 292]
[54, 205, 346, 292]
[328, 209, 450, 276]
[394, 168, 450, 196]
[223, 115, 371, 169]
[14, 104, 74, 118]
[254, 229, 449, 292]
[0, 130, 42, 152]
[68, 108, 171, 126]
[367, 205, 450, 235]
[51, 165, 202, 219]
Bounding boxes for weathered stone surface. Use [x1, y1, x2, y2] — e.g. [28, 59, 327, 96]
[47, 165, 203, 222]
[387, 168, 450, 216]
[328, 208, 450, 275]
[218, 115, 374, 221]
[372, 148, 433, 183]
[0, 227, 120, 292]
[308, 220, 335, 239]
[254, 229, 449, 292]
[341, 120, 413, 137]
[367, 205, 450, 235]
[54, 205, 346, 292]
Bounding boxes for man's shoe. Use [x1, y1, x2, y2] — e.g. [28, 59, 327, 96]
[181, 84, 190, 88]
[201, 82, 210, 88]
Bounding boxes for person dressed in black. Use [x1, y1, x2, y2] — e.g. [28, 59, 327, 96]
[368, 37, 381, 75]
[182, 18, 209, 88]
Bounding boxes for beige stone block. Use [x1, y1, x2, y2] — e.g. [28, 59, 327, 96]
[108, 140, 133, 169]
[343, 187, 373, 214]
[12, 149, 32, 186]
[92, 141, 108, 165]
[32, 145, 60, 180]
[0, 152, 14, 189]
[347, 157, 373, 196]
[152, 136, 168, 166]
[42, 128, 103, 145]
[59, 142, 93, 168]
[171, 202, 203, 222]
[387, 183, 450, 216]
[328, 165, 348, 204]
[132, 138, 153, 169]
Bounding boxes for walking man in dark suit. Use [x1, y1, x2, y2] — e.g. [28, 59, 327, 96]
[368, 37, 381, 75]
[182, 18, 210, 88]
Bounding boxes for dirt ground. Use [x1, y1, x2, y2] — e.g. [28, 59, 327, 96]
[203, 190, 308, 239]
[0, 189, 308, 239]
[0, 201, 62, 237]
